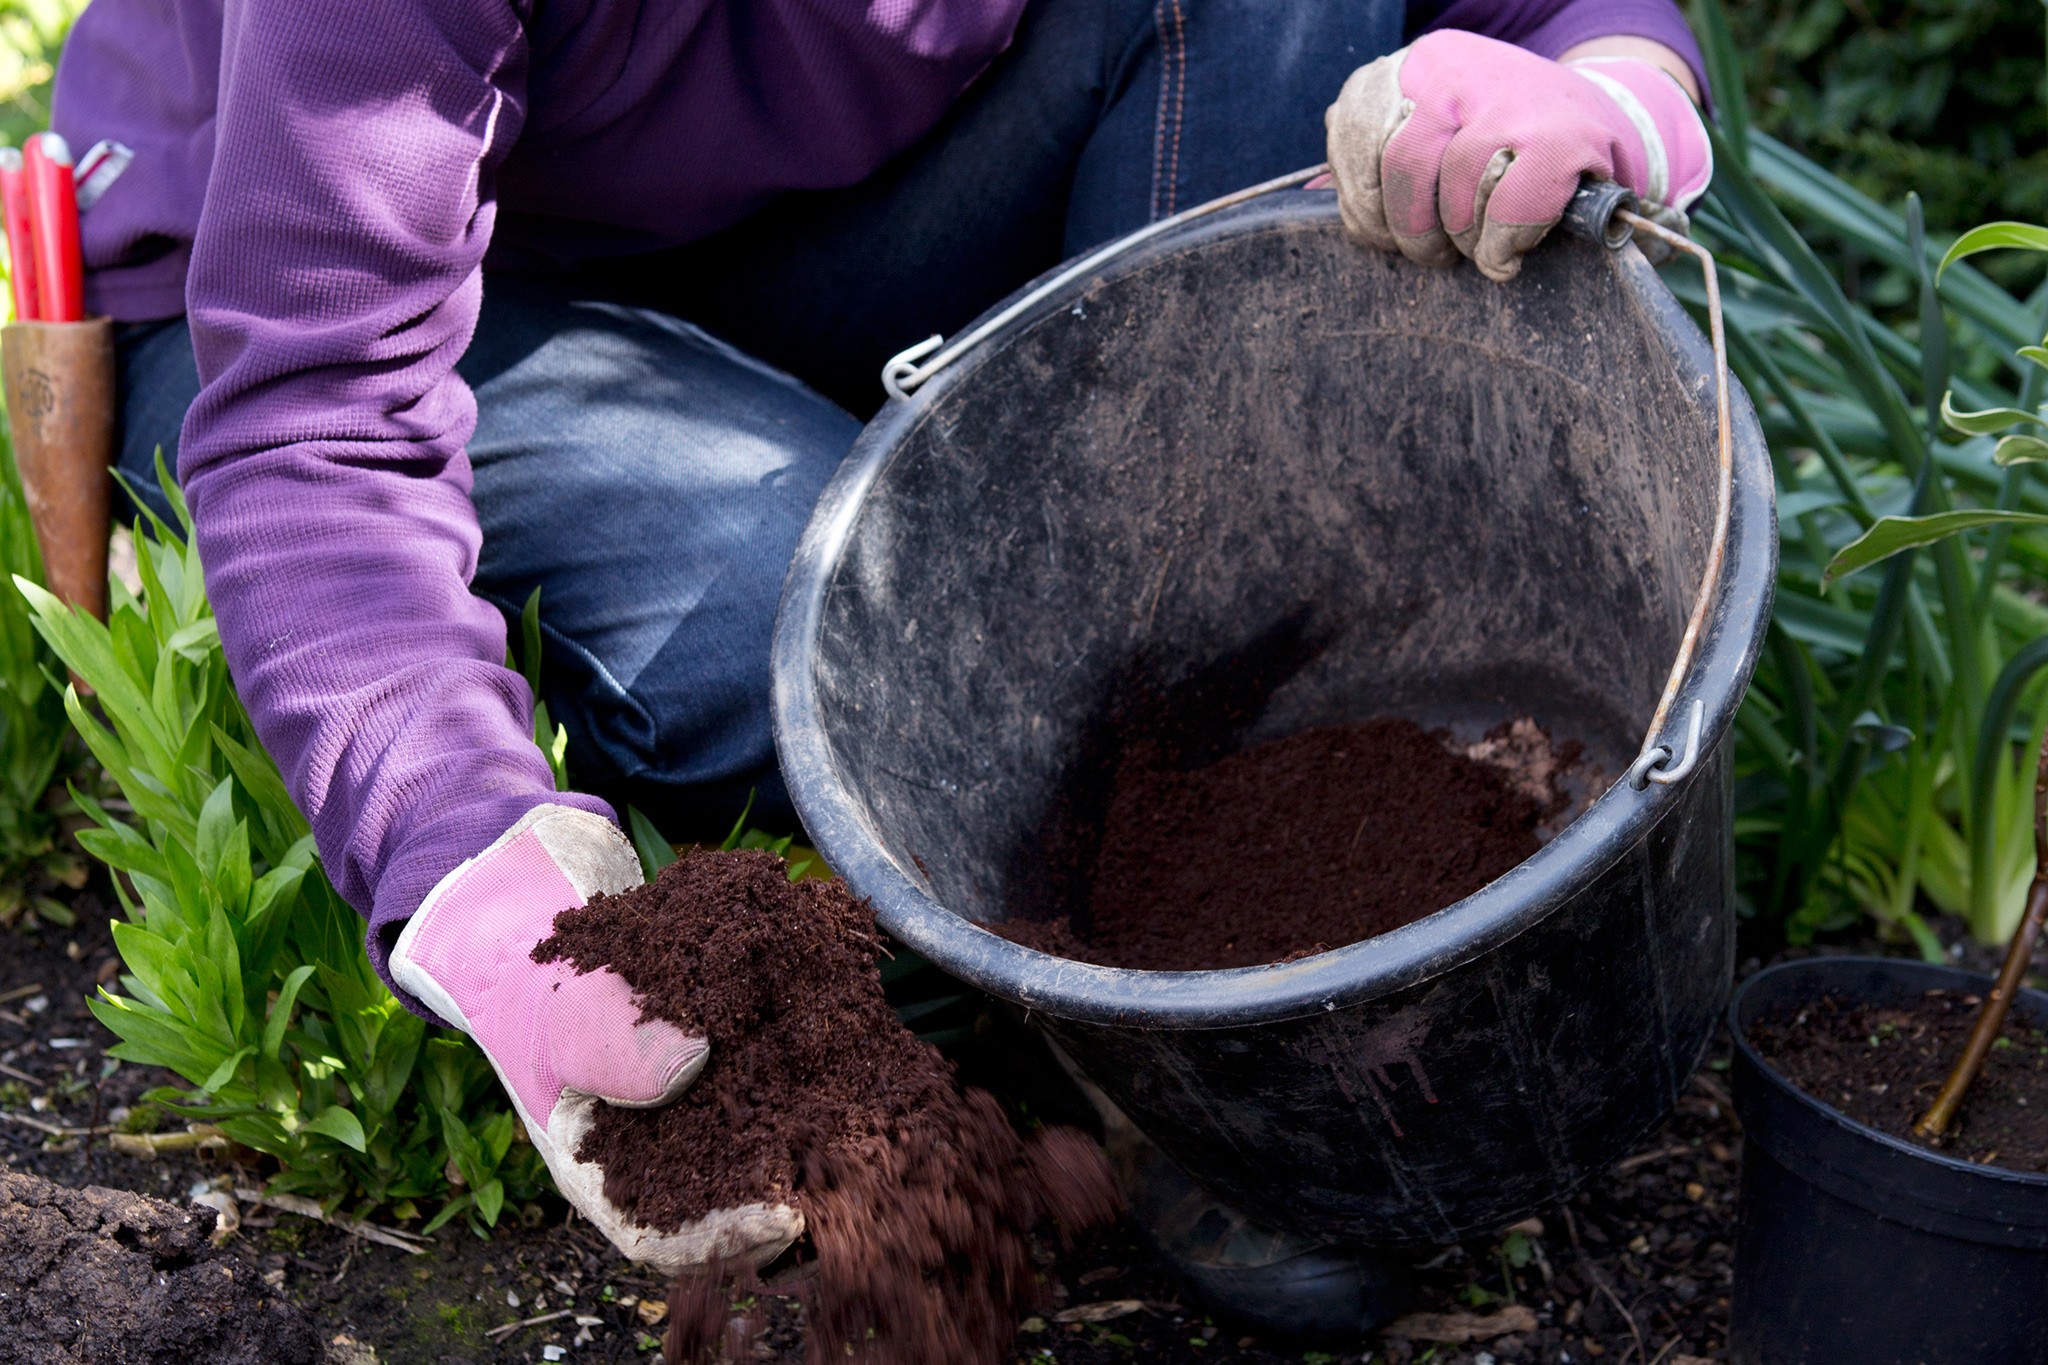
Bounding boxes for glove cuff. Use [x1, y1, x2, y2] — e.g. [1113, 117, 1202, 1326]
[390, 803, 639, 1034]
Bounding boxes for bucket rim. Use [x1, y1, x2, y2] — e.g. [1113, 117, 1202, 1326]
[770, 193, 1777, 1030]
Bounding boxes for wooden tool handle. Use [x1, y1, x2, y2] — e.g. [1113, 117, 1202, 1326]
[2, 318, 114, 621]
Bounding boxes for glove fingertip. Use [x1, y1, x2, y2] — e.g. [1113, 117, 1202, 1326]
[1394, 230, 1461, 271]
[1338, 194, 1400, 254]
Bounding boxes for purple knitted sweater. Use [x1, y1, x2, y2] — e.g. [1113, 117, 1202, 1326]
[49, 0, 1704, 995]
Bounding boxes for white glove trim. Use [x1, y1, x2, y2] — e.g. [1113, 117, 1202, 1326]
[1568, 60, 1668, 208]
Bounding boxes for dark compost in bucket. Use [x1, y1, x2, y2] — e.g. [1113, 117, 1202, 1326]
[999, 714, 1590, 971]
[773, 195, 1776, 1245]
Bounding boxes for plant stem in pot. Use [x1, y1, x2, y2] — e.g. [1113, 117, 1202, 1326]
[1916, 733, 2048, 1139]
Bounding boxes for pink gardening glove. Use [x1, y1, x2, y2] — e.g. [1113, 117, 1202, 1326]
[1325, 31, 1712, 281]
[389, 804, 802, 1271]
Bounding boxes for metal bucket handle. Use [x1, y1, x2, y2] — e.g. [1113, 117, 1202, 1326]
[880, 166, 1733, 795]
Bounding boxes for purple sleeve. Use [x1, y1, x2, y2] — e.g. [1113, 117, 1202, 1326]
[1411, 0, 1708, 100]
[175, 0, 612, 1001]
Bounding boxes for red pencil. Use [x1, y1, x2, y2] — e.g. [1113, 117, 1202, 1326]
[23, 133, 82, 322]
[0, 147, 38, 322]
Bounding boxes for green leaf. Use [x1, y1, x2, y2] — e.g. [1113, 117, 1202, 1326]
[1824, 510, 2048, 587]
[626, 805, 677, 881]
[74, 823, 170, 883]
[1847, 710, 1913, 754]
[1940, 392, 2042, 437]
[18, 579, 171, 772]
[518, 587, 545, 700]
[216, 818, 253, 922]
[91, 993, 221, 1075]
[547, 718, 569, 786]
[201, 1046, 253, 1096]
[162, 618, 220, 662]
[109, 920, 192, 1013]
[720, 791, 757, 852]
[194, 777, 237, 878]
[303, 1104, 368, 1153]
[1994, 436, 2048, 467]
[1775, 488, 1847, 521]
[256, 1055, 296, 1112]
[211, 725, 307, 844]
[476, 1109, 515, 1167]
[421, 1192, 473, 1235]
[473, 1178, 505, 1226]
[2018, 347, 2048, 371]
[263, 965, 318, 1062]
[1692, 0, 1748, 163]
[1938, 222, 2048, 278]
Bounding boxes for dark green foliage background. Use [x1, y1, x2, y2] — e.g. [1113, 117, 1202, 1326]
[1725, 0, 2046, 235]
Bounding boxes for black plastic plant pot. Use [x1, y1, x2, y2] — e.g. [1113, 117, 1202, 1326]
[771, 193, 1776, 1245]
[1728, 957, 2048, 1363]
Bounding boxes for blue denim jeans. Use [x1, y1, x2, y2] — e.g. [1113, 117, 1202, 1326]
[115, 0, 1403, 839]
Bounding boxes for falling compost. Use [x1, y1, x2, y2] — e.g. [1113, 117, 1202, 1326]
[1003, 715, 1586, 971]
[532, 848, 1118, 1364]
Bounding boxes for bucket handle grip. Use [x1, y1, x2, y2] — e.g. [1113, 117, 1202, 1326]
[880, 170, 1733, 795]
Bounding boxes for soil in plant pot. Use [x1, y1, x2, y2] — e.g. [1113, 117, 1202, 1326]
[1002, 716, 1583, 971]
[531, 848, 1119, 1365]
[1748, 988, 2048, 1171]
[0, 1166, 324, 1363]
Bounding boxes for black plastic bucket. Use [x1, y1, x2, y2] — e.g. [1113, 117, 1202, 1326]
[772, 193, 1775, 1245]
[1728, 957, 2048, 1363]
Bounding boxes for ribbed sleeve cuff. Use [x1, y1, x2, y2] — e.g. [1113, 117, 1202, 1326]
[1515, 0, 1711, 115]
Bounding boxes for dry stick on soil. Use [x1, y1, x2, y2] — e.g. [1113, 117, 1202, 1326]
[1612, 1144, 1691, 1175]
[0, 1110, 113, 1137]
[1585, 1265, 1646, 1365]
[108, 1124, 231, 1158]
[484, 1309, 576, 1341]
[230, 1186, 429, 1256]
[1916, 736, 2048, 1138]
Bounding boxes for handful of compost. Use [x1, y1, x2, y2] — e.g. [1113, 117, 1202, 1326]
[401, 823, 1116, 1362]
[390, 806, 803, 1271]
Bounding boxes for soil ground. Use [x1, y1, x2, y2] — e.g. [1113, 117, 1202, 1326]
[4, 885, 2024, 1364]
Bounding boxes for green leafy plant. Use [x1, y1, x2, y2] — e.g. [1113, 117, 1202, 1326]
[625, 794, 811, 885]
[1693, 0, 2048, 950]
[20, 460, 545, 1232]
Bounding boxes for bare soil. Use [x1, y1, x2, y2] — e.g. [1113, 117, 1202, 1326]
[0, 1166, 322, 1364]
[3, 880, 1749, 1364]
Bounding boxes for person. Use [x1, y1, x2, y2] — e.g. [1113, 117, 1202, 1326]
[51, 0, 1711, 1284]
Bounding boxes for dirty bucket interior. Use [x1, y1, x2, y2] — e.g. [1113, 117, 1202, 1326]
[785, 198, 1725, 962]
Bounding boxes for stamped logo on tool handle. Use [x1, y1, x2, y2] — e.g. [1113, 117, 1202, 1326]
[15, 366, 58, 427]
